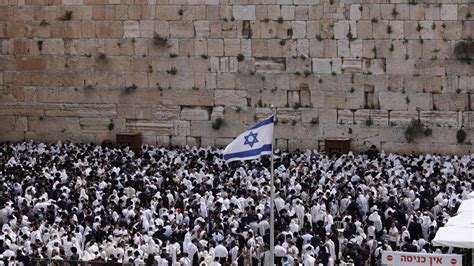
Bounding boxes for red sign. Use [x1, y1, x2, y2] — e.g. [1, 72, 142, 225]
[381, 251, 462, 266]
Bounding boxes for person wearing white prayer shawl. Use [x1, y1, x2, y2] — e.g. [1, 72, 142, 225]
[303, 247, 316, 266]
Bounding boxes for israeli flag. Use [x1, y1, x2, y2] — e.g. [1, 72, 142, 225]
[223, 115, 274, 162]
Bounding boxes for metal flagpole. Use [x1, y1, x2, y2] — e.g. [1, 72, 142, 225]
[269, 111, 276, 266]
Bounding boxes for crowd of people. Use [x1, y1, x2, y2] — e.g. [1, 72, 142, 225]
[0, 141, 472, 266]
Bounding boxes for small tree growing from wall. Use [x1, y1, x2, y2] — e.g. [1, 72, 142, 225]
[405, 119, 432, 142]
[457, 129, 467, 144]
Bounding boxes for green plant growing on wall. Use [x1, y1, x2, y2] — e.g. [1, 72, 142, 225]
[416, 23, 422, 32]
[371, 18, 378, 23]
[387, 25, 393, 34]
[200, 54, 208, 59]
[453, 38, 474, 65]
[39, 19, 49, 26]
[279, 39, 286, 46]
[108, 119, 115, 131]
[365, 116, 373, 127]
[291, 120, 297, 126]
[153, 33, 169, 47]
[59, 11, 73, 21]
[169, 53, 178, 58]
[167, 67, 178, 75]
[391, 7, 399, 17]
[408, 0, 418, 5]
[311, 117, 319, 125]
[316, 34, 323, 41]
[304, 70, 311, 77]
[293, 102, 301, 109]
[424, 128, 432, 136]
[405, 119, 432, 142]
[237, 54, 245, 61]
[277, 17, 284, 24]
[124, 84, 137, 94]
[97, 53, 107, 61]
[457, 129, 467, 144]
[212, 117, 224, 130]
[346, 31, 355, 41]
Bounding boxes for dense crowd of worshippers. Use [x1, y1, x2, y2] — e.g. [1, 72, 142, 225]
[0, 141, 472, 266]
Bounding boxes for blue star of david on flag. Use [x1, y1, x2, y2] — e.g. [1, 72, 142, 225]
[223, 115, 274, 162]
[243, 131, 259, 148]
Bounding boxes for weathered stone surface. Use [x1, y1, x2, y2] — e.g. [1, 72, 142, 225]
[45, 103, 116, 118]
[233, 5, 256, 20]
[180, 107, 209, 121]
[214, 89, 247, 106]
[30, 116, 80, 132]
[378, 92, 408, 111]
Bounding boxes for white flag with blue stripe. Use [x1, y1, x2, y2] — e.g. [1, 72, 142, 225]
[223, 115, 274, 162]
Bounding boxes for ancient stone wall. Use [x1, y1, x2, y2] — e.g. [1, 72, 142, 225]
[0, 0, 473, 154]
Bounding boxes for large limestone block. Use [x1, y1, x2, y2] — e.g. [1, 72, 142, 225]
[433, 93, 468, 112]
[214, 89, 247, 106]
[420, 111, 458, 128]
[194, 21, 210, 38]
[169, 21, 194, 38]
[216, 73, 236, 88]
[0, 116, 15, 132]
[386, 59, 416, 75]
[154, 105, 180, 121]
[388, 111, 418, 126]
[123, 20, 140, 38]
[125, 121, 173, 134]
[233, 5, 256, 20]
[45, 103, 116, 118]
[291, 21, 306, 39]
[462, 112, 474, 128]
[155, 5, 182, 21]
[0, 103, 44, 117]
[350, 4, 362, 21]
[441, 4, 458, 20]
[224, 106, 256, 123]
[334, 21, 356, 40]
[362, 59, 385, 74]
[337, 109, 355, 125]
[318, 108, 337, 124]
[162, 89, 214, 106]
[312, 58, 332, 74]
[30, 116, 80, 133]
[190, 120, 253, 138]
[78, 118, 124, 133]
[378, 92, 408, 111]
[180, 107, 209, 121]
[41, 39, 65, 55]
[173, 120, 190, 136]
[342, 58, 362, 73]
[407, 93, 433, 111]
[354, 109, 389, 126]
